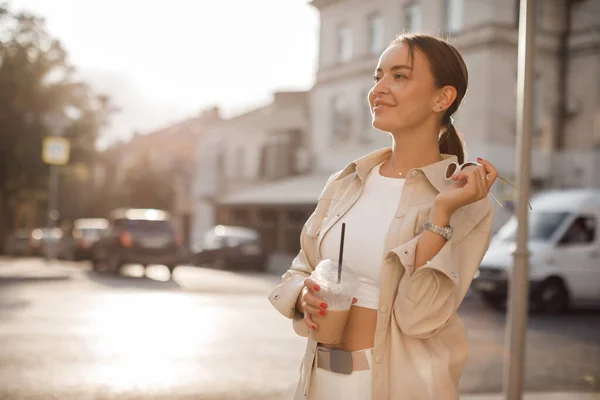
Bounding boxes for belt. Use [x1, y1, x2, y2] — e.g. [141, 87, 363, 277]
[316, 346, 372, 375]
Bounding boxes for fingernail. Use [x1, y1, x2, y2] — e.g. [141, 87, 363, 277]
[320, 302, 327, 309]
[477, 157, 483, 161]
[312, 325, 317, 330]
[313, 285, 320, 291]
[319, 310, 327, 316]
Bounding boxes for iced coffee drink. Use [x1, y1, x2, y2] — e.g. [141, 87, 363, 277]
[309, 259, 359, 345]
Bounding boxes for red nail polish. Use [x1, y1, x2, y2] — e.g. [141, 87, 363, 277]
[313, 285, 320, 291]
[319, 310, 327, 316]
[312, 325, 317, 330]
[320, 302, 328, 309]
[477, 157, 483, 161]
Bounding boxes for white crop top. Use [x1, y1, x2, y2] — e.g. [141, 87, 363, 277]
[320, 162, 405, 309]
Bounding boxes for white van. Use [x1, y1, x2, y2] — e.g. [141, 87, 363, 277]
[473, 189, 600, 313]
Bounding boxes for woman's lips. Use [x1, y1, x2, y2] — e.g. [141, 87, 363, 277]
[373, 105, 392, 112]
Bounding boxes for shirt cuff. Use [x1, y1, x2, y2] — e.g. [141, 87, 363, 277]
[268, 273, 306, 319]
[390, 234, 459, 286]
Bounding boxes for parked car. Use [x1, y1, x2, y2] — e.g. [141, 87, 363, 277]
[59, 218, 109, 260]
[193, 225, 268, 272]
[3, 229, 32, 256]
[91, 208, 182, 276]
[30, 227, 63, 257]
[473, 189, 600, 313]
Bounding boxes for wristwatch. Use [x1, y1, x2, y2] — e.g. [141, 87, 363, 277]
[423, 221, 453, 241]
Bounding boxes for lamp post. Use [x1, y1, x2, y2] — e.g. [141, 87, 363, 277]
[42, 114, 70, 262]
[503, 0, 536, 398]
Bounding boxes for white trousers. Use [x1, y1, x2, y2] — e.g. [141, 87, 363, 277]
[307, 348, 373, 400]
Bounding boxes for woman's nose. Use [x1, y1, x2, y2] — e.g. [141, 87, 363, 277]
[372, 78, 389, 95]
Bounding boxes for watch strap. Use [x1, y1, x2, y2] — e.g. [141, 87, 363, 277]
[423, 221, 453, 241]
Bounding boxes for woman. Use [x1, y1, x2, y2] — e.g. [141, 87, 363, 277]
[269, 34, 498, 400]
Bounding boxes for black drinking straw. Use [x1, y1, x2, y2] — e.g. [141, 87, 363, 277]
[337, 223, 346, 284]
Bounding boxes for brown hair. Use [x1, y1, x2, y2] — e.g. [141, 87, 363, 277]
[389, 34, 468, 164]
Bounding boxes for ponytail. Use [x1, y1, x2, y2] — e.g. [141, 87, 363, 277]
[438, 123, 466, 164]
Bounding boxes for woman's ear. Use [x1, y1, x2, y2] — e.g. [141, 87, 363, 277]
[433, 85, 458, 112]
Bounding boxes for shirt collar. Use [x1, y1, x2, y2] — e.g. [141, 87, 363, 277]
[335, 147, 459, 193]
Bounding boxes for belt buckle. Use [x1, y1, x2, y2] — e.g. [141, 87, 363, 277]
[329, 349, 353, 375]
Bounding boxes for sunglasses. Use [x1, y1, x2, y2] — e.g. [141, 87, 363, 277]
[444, 161, 533, 210]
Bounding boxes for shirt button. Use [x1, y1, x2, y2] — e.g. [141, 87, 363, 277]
[273, 294, 280, 300]
[396, 213, 404, 219]
[380, 305, 388, 313]
[375, 356, 382, 363]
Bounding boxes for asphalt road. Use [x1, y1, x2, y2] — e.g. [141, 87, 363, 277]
[0, 258, 598, 399]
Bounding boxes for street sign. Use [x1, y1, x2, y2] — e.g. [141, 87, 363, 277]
[42, 137, 70, 165]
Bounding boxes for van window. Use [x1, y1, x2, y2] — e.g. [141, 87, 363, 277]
[495, 212, 570, 242]
[559, 216, 596, 246]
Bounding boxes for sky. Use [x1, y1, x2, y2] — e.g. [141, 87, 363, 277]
[9, 0, 320, 148]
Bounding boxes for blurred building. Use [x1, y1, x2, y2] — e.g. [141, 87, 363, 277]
[310, 0, 600, 230]
[95, 108, 221, 248]
[192, 91, 315, 254]
[191, 0, 600, 255]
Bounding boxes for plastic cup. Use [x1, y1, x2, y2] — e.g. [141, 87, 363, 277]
[308, 259, 359, 344]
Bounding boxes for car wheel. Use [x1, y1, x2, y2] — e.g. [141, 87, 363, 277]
[107, 254, 122, 275]
[480, 292, 506, 311]
[167, 265, 177, 278]
[214, 257, 227, 270]
[537, 278, 569, 314]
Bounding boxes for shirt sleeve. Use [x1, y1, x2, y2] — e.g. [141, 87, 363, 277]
[267, 171, 341, 338]
[389, 206, 494, 339]
[267, 247, 313, 337]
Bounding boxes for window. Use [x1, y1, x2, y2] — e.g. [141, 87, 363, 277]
[559, 216, 596, 246]
[337, 24, 353, 62]
[258, 146, 267, 179]
[445, 0, 463, 33]
[359, 90, 374, 143]
[533, 75, 543, 133]
[237, 147, 245, 179]
[495, 212, 571, 242]
[331, 95, 351, 144]
[405, 3, 422, 32]
[368, 14, 385, 55]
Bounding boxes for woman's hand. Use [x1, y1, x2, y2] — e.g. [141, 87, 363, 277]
[297, 277, 357, 330]
[435, 158, 499, 216]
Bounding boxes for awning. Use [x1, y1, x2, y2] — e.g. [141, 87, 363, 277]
[219, 173, 332, 206]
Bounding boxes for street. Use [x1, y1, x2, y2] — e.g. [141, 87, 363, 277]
[0, 258, 599, 399]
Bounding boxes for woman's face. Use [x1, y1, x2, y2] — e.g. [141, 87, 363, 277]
[369, 43, 443, 134]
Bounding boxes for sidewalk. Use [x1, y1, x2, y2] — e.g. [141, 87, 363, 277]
[461, 392, 599, 399]
[0, 257, 73, 282]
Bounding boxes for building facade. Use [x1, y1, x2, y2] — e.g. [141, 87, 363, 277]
[192, 91, 317, 254]
[95, 108, 220, 248]
[190, 0, 600, 255]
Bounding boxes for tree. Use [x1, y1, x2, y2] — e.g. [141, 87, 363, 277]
[0, 3, 114, 243]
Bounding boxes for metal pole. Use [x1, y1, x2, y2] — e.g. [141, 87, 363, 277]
[504, 0, 536, 398]
[45, 163, 60, 262]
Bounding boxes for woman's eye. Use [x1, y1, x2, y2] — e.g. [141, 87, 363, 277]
[395, 74, 406, 80]
[373, 76, 381, 82]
